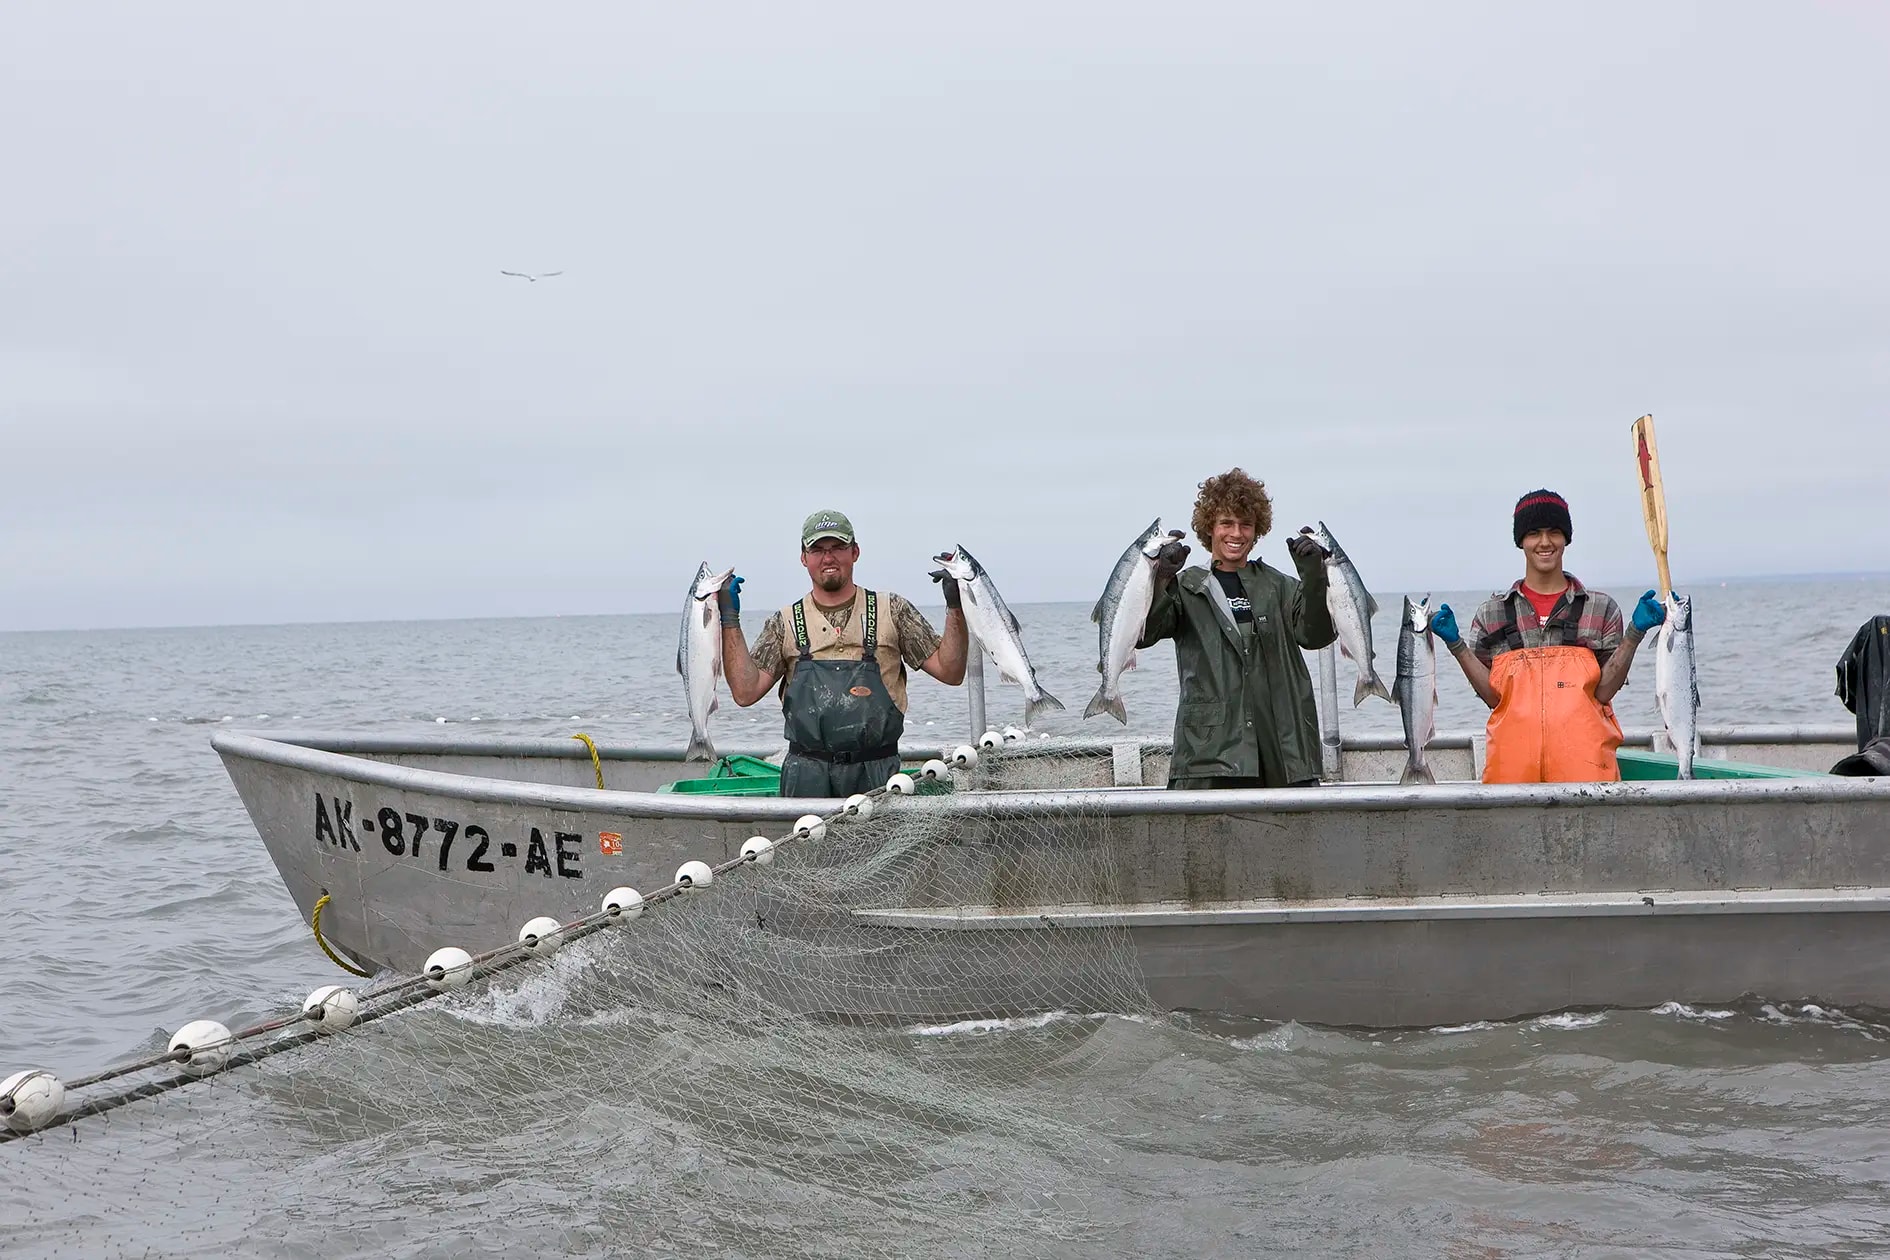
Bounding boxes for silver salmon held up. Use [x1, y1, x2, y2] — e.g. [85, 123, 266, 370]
[678, 561, 734, 762]
[937, 545, 1064, 730]
[1086, 519, 1184, 725]
[1303, 522, 1392, 707]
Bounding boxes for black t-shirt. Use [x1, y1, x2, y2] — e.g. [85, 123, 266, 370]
[1212, 568, 1254, 623]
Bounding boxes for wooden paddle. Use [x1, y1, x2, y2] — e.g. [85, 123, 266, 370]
[1631, 413, 1672, 601]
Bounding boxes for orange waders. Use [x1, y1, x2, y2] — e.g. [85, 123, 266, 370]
[1483, 646, 1623, 783]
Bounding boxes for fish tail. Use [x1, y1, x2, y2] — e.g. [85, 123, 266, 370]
[1025, 690, 1066, 729]
[1355, 672, 1394, 707]
[1399, 761, 1437, 786]
[684, 730, 716, 762]
[1083, 685, 1128, 725]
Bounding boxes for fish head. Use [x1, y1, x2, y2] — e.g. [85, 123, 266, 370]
[1666, 592, 1693, 632]
[1304, 521, 1339, 557]
[1138, 523, 1184, 557]
[935, 547, 979, 583]
[691, 564, 734, 601]
[1403, 594, 1433, 632]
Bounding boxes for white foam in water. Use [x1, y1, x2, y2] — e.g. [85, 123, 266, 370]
[1533, 1012, 1608, 1031]
[907, 1010, 1082, 1038]
[1757, 1001, 1884, 1040]
[445, 946, 592, 1028]
[1652, 1001, 1735, 1020]
[1230, 1022, 1298, 1052]
[1431, 1020, 1500, 1034]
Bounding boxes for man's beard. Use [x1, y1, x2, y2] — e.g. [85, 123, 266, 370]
[815, 571, 846, 592]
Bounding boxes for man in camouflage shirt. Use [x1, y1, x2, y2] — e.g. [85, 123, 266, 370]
[719, 510, 968, 797]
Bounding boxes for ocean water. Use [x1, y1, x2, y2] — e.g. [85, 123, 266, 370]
[3, 575, 1889, 1257]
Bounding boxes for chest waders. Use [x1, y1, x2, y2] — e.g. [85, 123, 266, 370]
[1481, 590, 1622, 783]
[779, 591, 906, 798]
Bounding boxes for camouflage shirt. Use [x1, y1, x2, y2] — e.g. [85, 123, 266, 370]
[749, 591, 943, 681]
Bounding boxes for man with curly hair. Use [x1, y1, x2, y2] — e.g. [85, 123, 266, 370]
[1137, 468, 1337, 789]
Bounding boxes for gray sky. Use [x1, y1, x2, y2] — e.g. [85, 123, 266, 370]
[4, 1, 1886, 632]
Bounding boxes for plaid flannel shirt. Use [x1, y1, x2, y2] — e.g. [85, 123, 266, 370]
[1465, 576, 1624, 669]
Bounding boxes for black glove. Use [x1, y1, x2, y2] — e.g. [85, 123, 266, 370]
[1285, 529, 1328, 572]
[716, 574, 744, 627]
[1153, 540, 1190, 587]
[929, 568, 962, 609]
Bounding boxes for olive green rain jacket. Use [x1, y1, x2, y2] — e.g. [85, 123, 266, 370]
[1137, 556, 1338, 787]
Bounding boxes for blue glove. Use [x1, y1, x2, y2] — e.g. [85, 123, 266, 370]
[1631, 589, 1665, 637]
[718, 575, 744, 626]
[1429, 604, 1460, 646]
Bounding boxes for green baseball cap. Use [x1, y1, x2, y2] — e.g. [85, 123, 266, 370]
[801, 510, 856, 549]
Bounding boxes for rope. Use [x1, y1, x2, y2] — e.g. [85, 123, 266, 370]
[571, 733, 606, 789]
[311, 894, 375, 978]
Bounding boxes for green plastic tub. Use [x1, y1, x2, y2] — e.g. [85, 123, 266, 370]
[658, 754, 783, 795]
[1616, 749, 1825, 781]
[656, 754, 953, 796]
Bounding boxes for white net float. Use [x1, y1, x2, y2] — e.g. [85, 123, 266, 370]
[424, 946, 475, 991]
[601, 887, 644, 919]
[517, 916, 564, 954]
[302, 985, 360, 1032]
[1, 1069, 65, 1134]
[740, 836, 775, 865]
[676, 860, 714, 889]
[792, 815, 827, 841]
[949, 745, 979, 769]
[168, 1020, 234, 1078]
[1002, 726, 1026, 744]
[886, 772, 916, 796]
[918, 758, 948, 781]
[977, 730, 1004, 750]
[843, 793, 874, 819]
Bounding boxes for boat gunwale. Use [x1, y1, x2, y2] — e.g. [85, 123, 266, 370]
[211, 729, 1890, 821]
[214, 723, 1858, 760]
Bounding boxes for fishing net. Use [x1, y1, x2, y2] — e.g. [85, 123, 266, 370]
[0, 744, 1158, 1260]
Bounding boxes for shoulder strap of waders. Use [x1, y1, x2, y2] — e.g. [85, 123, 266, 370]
[791, 600, 813, 661]
[1545, 591, 1587, 646]
[1491, 592, 1527, 655]
[860, 589, 878, 656]
[1492, 589, 1588, 651]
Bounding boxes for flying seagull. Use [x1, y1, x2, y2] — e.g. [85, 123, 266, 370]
[500, 270, 564, 282]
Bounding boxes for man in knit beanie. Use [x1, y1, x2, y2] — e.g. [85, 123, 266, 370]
[1428, 490, 1667, 783]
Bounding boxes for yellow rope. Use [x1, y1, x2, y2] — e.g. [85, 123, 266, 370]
[311, 893, 374, 977]
[571, 732, 605, 789]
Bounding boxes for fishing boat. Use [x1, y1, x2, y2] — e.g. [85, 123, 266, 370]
[213, 663, 1890, 1028]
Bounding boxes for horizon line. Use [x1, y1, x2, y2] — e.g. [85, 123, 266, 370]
[5, 570, 1887, 636]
